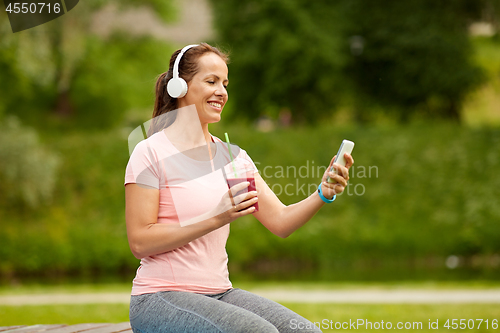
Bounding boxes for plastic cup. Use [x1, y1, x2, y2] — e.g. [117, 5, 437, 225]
[224, 161, 258, 212]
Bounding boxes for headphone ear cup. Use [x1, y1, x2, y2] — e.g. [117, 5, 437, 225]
[167, 77, 188, 98]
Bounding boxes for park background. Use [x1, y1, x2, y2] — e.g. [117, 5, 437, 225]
[1, 0, 500, 329]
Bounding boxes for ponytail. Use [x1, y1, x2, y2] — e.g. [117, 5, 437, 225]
[148, 71, 177, 137]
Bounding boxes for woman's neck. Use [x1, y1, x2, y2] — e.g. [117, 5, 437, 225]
[165, 105, 212, 147]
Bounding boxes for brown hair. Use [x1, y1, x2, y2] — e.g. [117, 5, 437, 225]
[147, 43, 229, 136]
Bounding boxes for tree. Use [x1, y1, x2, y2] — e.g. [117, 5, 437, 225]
[210, 0, 346, 124]
[339, 0, 488, 122]
[210, 0, 495, 123]
[0, 0, 176, 129]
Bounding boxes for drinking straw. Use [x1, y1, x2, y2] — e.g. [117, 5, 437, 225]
[224, 132, 237, 177]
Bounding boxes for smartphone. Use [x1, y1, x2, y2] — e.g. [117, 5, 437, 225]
[327, 140, 355, 183]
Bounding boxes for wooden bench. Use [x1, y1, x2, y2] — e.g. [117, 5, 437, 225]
[0, 323, 132, 333]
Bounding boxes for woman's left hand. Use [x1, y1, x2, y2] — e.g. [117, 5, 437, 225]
[320, 153, 354, 199]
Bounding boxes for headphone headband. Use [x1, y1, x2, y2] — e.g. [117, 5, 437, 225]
[172, 44, 199, 79]
[167, 44, 199, 98]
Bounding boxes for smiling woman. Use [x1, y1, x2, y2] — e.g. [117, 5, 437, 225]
[124, 43, 352, 332]
[147, 43, 229, 137]
[179, 52, 228, 125]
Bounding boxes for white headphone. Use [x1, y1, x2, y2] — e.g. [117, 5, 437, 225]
[167, 44, 199, 98]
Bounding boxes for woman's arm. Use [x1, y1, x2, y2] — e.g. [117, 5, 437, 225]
[252, 153, 354, 238]
[125, 182, 257, 259]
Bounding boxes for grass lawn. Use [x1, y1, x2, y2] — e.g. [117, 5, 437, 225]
[0, 282, 133, 295]
[0, 304, 130, 326]
[1, 281, 500, 331]
[1, 303, 499, 332]
[286, 303, 500, 332]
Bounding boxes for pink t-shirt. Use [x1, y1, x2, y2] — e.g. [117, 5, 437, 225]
[124, 130, 258, 295]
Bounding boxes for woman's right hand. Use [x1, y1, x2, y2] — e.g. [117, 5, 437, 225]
[213, 181, 258, 227]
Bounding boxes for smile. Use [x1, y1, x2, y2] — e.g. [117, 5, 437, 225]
[208, 101, 223, 110]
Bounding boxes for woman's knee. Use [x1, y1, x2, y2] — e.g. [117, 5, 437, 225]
[226, 315, 279, 333]
[130, 291, 279, 333]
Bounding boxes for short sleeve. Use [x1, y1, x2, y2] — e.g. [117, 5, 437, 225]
[124, 139, 161, 189]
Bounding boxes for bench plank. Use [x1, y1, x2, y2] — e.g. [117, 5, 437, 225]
[0, 324, 131, 333]
[41, 324, 110, 333]
[3, 325, 66, 333]
[83, 323, 131, 333]
[0, 327, 25, 332]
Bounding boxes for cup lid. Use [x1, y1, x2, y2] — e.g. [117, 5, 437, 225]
[224, 158, 254, 177]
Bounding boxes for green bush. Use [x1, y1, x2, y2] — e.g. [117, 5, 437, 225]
[0, 127, 135, 277]
[218, 122, 500, 280]
[1, 122, 499, 281]
[0, 117, 59, 208]
[68, 35, 174, 129]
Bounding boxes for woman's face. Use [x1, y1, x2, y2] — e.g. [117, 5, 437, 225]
[180, 53, 229, 125]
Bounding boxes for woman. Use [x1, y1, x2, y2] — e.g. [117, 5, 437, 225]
[125, 43, 354, 333]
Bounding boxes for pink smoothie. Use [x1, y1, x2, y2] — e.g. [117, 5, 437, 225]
[226, 177, 258, 211]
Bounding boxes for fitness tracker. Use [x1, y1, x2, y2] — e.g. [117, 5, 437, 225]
[317, 183, 336, 203]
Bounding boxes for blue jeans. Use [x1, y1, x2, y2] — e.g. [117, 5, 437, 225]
[129, 288, 322, 333]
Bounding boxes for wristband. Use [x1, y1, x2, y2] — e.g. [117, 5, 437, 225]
[318, 183, 336, 203]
